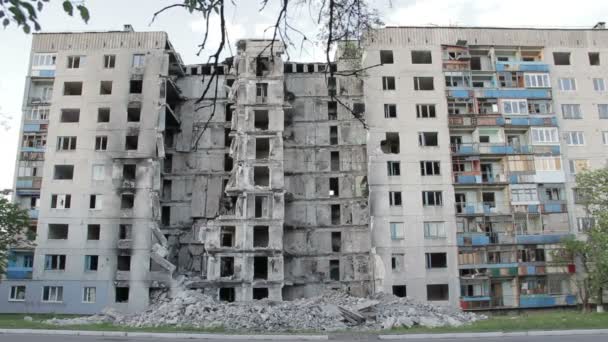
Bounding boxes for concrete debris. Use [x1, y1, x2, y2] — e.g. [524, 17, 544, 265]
[44, 288, 484, 332]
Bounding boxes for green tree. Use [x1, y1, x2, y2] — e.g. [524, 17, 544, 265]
[1, 0, 89, 33]
[565, 168, 608, 312]
[0, 197, 31, 277]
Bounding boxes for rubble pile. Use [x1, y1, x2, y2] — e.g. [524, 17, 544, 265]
[45, 289, 484, 331]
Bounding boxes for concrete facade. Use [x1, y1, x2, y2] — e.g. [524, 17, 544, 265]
[3, 24, 608, 313]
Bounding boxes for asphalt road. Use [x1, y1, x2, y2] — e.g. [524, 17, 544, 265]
[1, 333, 608, 342]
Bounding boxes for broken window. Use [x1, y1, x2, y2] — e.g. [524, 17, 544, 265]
[296, 64, 304, 72]
[418, 132, 438, 146]
[53, 165, 74, 180]
[392, 285, 406, 298]
[87, 224, 100, 240]
[256, 138, 270, 159]
[416, 104, 436, 118]
[411, 50, 432, 64]
[89, 194, 102, 210]
[224, 153, 233, 172]
[161, 206, 171, 225]
[119, 224, 132, 240]
[254, 196, 268, 218]
[256, 57, 270, 76]
[329, 126, 338, 145]
[471, 57, 482, 70]
[382, 76, 396, 90]
[553, 52, 571, 65]
[284, 63, 293, 73]
[387, 161, 401, 176]
[121, 194, 134, 209]
[381, 132, 400, 154]
[331, 232, 341, 252]
[329, 177, 340, 197]
[164, 154, 173, 173]
[254, 110, 269, 130]
[414, 77, 434, 90]
[253, 288, 269, 300]
[224, 128, 232, 147]
[380, 50, 394, 64]
[225, 104, 233, 121]
[253, 256, 268, 279]
[327, 77, 337, 96]
[103, 55, 116, 69]
[129, 80, 143, 94]
[389, 191, 402, 206]
[117, 255, 131, 271]
[330, 151, 340, 171]
[99, 81, 112, 95]
[115, 287, 129, 303]
[425, 253, 447, 269]
[329, 259, 340, 281]
[60, 109, 80, 123]
[256, 83, 268, 103]
[331, 204, 340, 225]
[125, 135, 138, 150]
[253, 226, 269, 248]
[84, 255, 98, 271]
[420, 161, 440, 176]
[427, 284, 449, 301]
[328, 101, 338, 120]
[98, 108, 110, 123]
[123, 164, 136, 181]
[56, 136, 77, 151]
[589, 52, 600, 66]
[162, 179, 172, 200]
[95, 136, 108, 151]
[253, 166, 270, 187]
[384, 104, 397, 118]
[219, 287, 235, 302]
[48, 224, 68, 239]
[220, 226, 235, 247]
[127, 106, 141, 122]
[422, 191, 442, 206]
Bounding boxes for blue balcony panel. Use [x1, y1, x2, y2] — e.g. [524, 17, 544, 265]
[496, 61, 550, 72]
[456, 175, 478, 184]
[16, 189, 40, 196]
[29, 209, 39, 219]
[516, 233, 571, 244]
[510, 117, 529, 126]
[21, 146, 45, 153]
[16, 180, 33, 188]
[461, 296, 491, 302]
[477, 88, 551, 99]
[6, 268, 33, 280]
[457, 233, 490, 246]
[519, 294, 576, 308]
[448, 89, 472, 98]
[544, 203, 563, 213]
[32, 69, 56, 77]
[23, 124, 41, 132]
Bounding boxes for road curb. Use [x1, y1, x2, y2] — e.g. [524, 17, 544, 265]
[379, 329, 608, 339]
[0, 328, 329, 340]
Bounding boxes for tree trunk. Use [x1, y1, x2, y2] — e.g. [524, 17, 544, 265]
[598, 287, 605, 313]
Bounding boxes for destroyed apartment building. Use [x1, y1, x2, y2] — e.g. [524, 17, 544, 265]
[4, 24, 608, 313]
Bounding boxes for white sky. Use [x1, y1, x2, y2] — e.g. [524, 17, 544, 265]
[1, 0, 608, 190]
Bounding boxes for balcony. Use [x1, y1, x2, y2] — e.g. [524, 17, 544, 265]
[115, 270, 130, 281]
[16, 177, 42, 189]
[541, 201, 567, 213]
[519, 294, 576, 308]
[20, 146, 45, 153]
[6, 266, 33, 279]
[457, 232, 515, 246]
[496, 61, 550, 72]
[455, 202, 511, 216]
[451, 143, 533, 156]
[28, 209, 39, 219]
[505, 116, 557, 127]
[453, 172, 508, 185]
[23, 123, 49, 132]
[515, 232, 571, 244]
[447, 88, 552, 99]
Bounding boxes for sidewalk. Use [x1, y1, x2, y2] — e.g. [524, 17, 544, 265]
[379, 328, 608, 339]
[0, 328, 328, 340]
